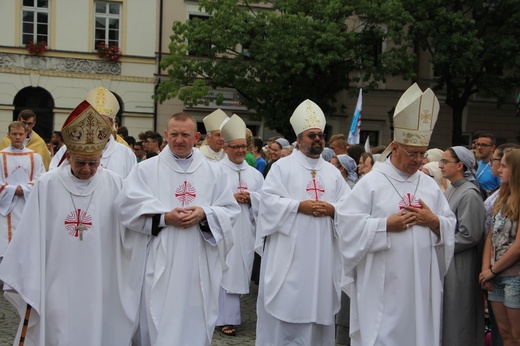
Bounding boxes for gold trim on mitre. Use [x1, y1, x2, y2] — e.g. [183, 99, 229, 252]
[393, 83, 439, 147]
[84, 87, 120, 120]
[203, 109, 229, 132]
[62, 101, 112, 155]
[220, 114, 246, 142]
[290, 99, 326, 135]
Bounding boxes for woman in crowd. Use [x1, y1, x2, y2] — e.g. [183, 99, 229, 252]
[439, 146, 486, 346]
[357, 152, 373, 178]
[335, 154, 358, 189]
[480, 148, 520, 346]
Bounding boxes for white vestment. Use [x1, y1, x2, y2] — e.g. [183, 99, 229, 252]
[0, 146, 44, 257]
[114, 148, 240, 346]
[337, 159, 456, 346]
[49, 136, 136, 179]
[200, 144, 226, 161]
[256, 150, 350, 346]
[219, 157, 263, 294]
[0, 164, 136, 346]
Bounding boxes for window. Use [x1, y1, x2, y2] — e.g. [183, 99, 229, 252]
[22, 0, 49, 45]
[94, 1, 121, 49]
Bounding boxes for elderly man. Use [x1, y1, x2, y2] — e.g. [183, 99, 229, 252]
[0, 101, 136, 345]
[337, 83, 456, 346]
[0, 121, 45, 260]
[256, 99, 350, 345]
[216, 115, 264, 336]
[115, 112, 240, 345]
[200, 109, 228, 161]
[0, 109, 51, 170]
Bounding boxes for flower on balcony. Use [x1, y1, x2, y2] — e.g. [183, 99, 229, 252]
[96, 42, 122, 62]
[26, 39, 47, 55]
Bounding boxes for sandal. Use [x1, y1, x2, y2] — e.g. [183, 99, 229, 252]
[221, 325, 236, 336]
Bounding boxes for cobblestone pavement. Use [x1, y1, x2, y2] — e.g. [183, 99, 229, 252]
[0, 283, 258, 346]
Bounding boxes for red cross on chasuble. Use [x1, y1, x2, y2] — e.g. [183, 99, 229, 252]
[175, 181, 197, 206]
[399, 193, 423, 210]
[64, 209, 93, 239]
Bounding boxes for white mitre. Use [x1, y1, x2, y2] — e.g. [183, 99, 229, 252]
[393, 83, 439, 147]
[84, 87, 120, 120]
[220, 114, 246, 142]
[290, 99, 326, 135]
[203, 109, 228, 132]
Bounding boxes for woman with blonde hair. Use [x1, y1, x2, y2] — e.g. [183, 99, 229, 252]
[480, 148, 520, 345]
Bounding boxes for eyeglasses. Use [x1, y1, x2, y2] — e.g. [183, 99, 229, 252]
[228, 144, 247, 150]
[21, 121, 35, 126]
[476, 143, 492, 147]
[439, 159, 458, 165]
[491, 157, 502, 163]
[73, 160, 100, 168]
[306, 132, 325, 140]
[397, 145, 428, 159]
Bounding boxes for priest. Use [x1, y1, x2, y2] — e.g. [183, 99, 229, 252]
[0, 100, 137, 345]
[114, 112, 240, 346]
[216, 114, 264, 336]
[337, 83, 456, 346]
[0, 121, 45, 260]
[200, 109, 228, 161]
[255, 99, 350, 345]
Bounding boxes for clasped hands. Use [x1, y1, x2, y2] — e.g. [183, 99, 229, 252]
[298, 200, 334, 218]
[387, 199, 439, 236]
[164, 206, 206, 229]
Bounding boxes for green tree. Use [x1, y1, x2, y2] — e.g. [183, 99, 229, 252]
[405, 0, 520, 145]
[156, 0, 415, 139]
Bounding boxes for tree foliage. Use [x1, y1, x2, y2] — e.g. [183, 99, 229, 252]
[157, 0, 415, 138]
[404, 0, 520, 145]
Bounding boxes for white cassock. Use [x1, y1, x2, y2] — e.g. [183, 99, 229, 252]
[0, 146, 44, 257]
[217, 157, 263, 325]
[114, 148, 241, 346]
[256, 150, 350, 346]
[100, 136, 137, 178]
[336, 159, 456, 346]
[49, 136, 136, 179]
[48, 145, 67, 170]
[0, 164, 137, 346]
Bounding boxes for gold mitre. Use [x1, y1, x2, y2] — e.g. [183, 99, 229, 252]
[220, 114, 246, 142]
[203, 109, 228, 132]
[393, 83, 439, 147]
[84, 87, 119, 120]
[61, 101, 112, 155]
[290, 99, 326, 135]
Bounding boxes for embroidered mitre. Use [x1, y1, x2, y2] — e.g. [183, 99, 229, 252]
[290, 99, 326, 135]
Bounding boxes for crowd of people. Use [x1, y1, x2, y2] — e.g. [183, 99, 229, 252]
[0, 84, 519, 346]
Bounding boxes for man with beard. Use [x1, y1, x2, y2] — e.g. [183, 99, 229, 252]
[255, 99, 350, 345]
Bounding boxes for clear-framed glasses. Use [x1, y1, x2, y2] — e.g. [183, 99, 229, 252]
[439, 159, 458, 165]
[397, 144, 428, 159]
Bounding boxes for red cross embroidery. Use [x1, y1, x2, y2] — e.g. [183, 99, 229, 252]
[306, 179, 325, 201]
[175, 181, 197, 206]
[237, 180, 248, 192]
[64, 209, 93, 237]
[399, 193, 423, 210]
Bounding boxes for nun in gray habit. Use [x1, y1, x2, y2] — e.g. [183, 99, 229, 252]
[440, 146, 486, 346]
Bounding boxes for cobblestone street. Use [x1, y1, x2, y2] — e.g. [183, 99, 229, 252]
[0, 283, 257, 346]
